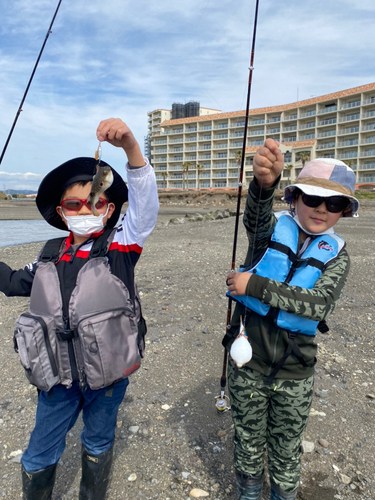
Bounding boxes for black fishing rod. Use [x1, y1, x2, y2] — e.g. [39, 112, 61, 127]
[0, 0, 63, 166]
[215, 0, 260, 413]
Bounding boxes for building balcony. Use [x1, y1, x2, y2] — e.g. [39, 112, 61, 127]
[186, 127, 197, 132]
[359, 162, 375, 170]
[213, 153, 228, 159]
[169, 138, 183, 143]
[299, 134, 315, 140]
[337, 139, 358, 147]
[363, 97, 375, 106]
[300, 110, 316, 118]
[156, 148, 168, 153]
[249, 119, 265, 125]
[213, 134, 228, 140]
[212, 163, 228, 169]
[362, 110, 375, 119]
[198, 146, 212, 151]
[317, 130, 336, 138]
[213, 124, 229, 129]
[249, 130, 264, 136]
[199, 125, 212, 131]
[337, 151, 358, 159]
[338, 127, 359, 136]
[361, 137, 375, 145]
[283, 126, 297, 132]
[230, 132, 244, 138]
[213, 144, 228, 150]
[299, 122, 316, 130]
[199, 154, 212, 160]
[153, 157, 167, 163]
[186, 137, 197, 142]
[339, 114, 360, 123]
[340, 100, 361, 110]
[360, 149, 375, 157]
[266, 117, 281, 123]
[362, 124, 375, 132]
[169, 148, 183, 153]
[318, 105, 337, 114]
[283, 114, 298, 121]
[358, 175, 375, 182]
[231, 122, 245, 127]
[318, 118, 337, 126]
[169, 156, 183, 162]
[316, 142, 336, 150]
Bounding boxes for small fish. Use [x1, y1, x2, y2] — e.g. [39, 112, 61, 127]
[230, 317, 252, 368]
[87, 144, 114, 215]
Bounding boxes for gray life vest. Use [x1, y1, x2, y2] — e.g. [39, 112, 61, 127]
[13, 232, 146, 392]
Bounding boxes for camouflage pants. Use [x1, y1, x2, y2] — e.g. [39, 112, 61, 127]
[228, 361, 314, 493]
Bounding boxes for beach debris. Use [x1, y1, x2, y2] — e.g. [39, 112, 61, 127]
[230, 318, 252, 368]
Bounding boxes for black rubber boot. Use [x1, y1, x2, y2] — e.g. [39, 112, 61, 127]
[236, 470, 264, 500]
[21, 463, 57, 500]
[79, 445, 114, 500]
[270, 480, 298, 500]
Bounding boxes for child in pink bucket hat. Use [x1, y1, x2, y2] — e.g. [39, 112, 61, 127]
[224, 139, 359, 500]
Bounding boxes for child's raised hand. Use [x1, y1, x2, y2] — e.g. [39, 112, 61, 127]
[226, 271, 252, 296]
[97, 118, 137, 150]
[253, 138, 284, 188]
[96, 118, 145, 167]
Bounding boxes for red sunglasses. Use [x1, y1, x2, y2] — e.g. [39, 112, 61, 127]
[60, 197, 108, 212]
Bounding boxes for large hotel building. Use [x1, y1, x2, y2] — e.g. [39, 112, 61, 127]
[146, 83, 375, 190]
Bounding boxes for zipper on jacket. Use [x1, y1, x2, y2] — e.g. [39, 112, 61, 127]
[21, 313, 59, 377]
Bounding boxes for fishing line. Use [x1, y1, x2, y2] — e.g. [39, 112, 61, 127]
[215, 0, 261, 414]
[0, 0, 63, 166]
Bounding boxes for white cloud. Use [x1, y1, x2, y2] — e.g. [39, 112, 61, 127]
[0, 0, 374, 189]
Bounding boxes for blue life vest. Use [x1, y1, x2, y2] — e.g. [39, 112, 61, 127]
[228, 212, 345, 336]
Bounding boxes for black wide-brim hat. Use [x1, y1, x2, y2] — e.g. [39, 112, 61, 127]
[36, 157, 128, 231]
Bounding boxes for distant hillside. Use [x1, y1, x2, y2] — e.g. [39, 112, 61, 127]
[5, 189, 37, 195]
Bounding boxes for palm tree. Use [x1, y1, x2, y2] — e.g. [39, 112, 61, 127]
[182, 162, 191, 191]
[234, 150, 242, 166]
[161, 171, 168, 189]
[284, 164, 293, 186]
[195, 164, 204, 191]
[297, 151, 311, 169]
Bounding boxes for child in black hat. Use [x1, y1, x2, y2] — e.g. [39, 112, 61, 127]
[0, 118, 159, 499]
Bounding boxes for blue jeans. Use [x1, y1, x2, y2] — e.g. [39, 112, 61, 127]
[22, 379, 128, 472]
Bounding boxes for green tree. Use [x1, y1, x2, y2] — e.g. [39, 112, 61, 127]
[182, 162, 191, 191]
[161, 171, 168, 189]
[234, 150, 242, 166]
[297, 151, 311, 168]
[195, 164, 204, 191]
[284, 163, 293, 184]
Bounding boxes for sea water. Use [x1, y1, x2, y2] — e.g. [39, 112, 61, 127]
[0, 220, 67, 248]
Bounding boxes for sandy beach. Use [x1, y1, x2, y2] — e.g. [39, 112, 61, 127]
[0, 198, 374, 500]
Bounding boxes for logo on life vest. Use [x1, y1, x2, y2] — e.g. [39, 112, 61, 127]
[318, 240, 333, 252]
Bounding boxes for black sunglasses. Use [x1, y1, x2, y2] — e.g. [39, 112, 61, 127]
[301, 193, 350, 213]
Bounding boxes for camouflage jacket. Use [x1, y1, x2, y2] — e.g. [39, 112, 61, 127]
[228, 178, 350, 379]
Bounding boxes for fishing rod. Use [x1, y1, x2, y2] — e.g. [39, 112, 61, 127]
[0, 0, 63, 166]
[215, 0, 261, 413]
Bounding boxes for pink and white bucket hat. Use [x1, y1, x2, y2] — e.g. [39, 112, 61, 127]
[284, 158, 359, 217]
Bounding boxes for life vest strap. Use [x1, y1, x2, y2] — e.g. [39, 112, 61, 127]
[264, 331, 316, 385]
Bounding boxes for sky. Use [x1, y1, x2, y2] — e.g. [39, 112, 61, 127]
[0, 0, 375, 192]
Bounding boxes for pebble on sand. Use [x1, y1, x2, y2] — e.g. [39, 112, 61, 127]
[189, 488, 209, 498]
[128, 473, 137, 482]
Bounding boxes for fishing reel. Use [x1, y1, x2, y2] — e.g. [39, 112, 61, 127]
[215, 393, 231, 414]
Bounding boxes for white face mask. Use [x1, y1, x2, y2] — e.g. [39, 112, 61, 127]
[61, 206, 109, 237]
